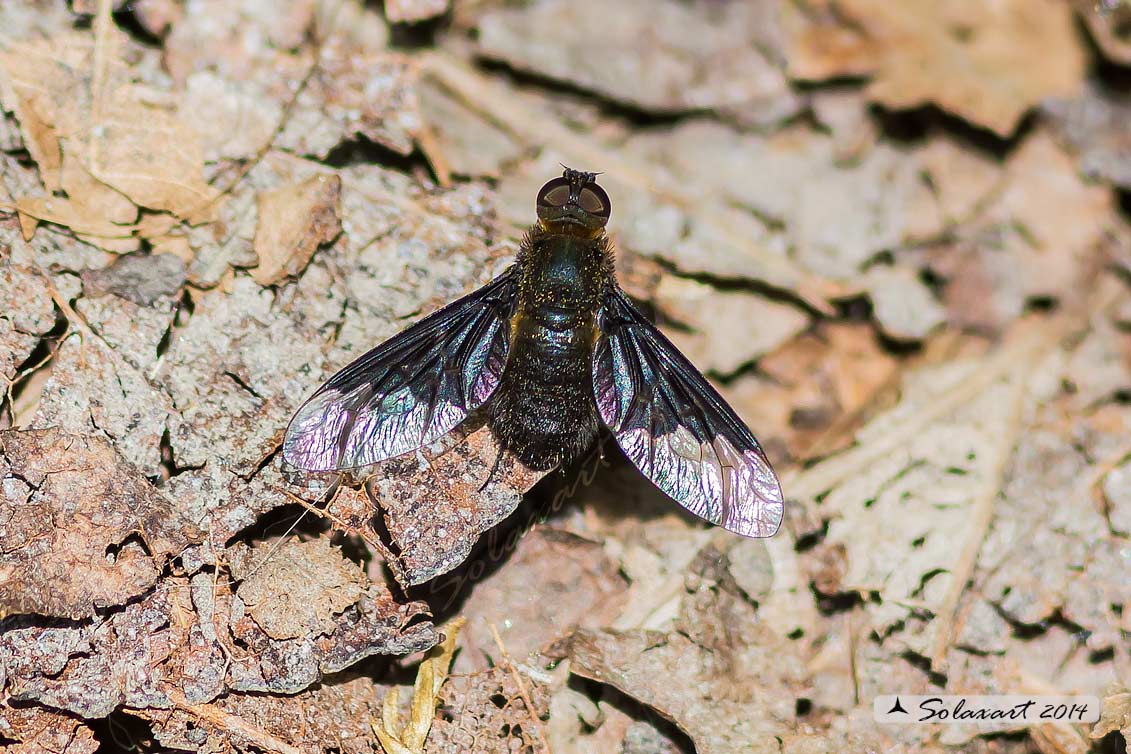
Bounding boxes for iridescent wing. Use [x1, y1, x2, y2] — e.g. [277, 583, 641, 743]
[283, 267, 518, 471]
[592, 286, 784, 538]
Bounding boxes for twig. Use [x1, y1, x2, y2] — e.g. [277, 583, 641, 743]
[488, 621, 551, 754]
[928, 366, 1029, 669]
[165, 689, 305, 754]
[89, 0, 115, 175]
[415, 119, 452, 188]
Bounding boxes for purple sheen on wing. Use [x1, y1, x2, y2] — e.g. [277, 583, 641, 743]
[342, 397, 464, 469]
[282, 389, 353, 471]
[615, 427, 783, 538]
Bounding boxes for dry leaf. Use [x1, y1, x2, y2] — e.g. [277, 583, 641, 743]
[789, 0, 1085, 137]
[0, 27, 219, 237]
[0, 701, 99, 754]
[562, 587, 895, 754]
[1, 570, 435, 717]
[366, 425, 544, 585]
[0, 428, 200, 619]
[451, 528, 630, 671]
[721, 322, 899, 463]
[424, 663, 550, 754]
[139, 675, 394, 754]
[863, 265, 946, 341]
[235, 537, 366, 640]
[926, 131, 1115, 332]
[90, 93, 220, 223]
[252, 174, 342, 286]
[818, 357, 1029, 644]
[1091, 685, 1131, 741]
[417, 77, 523, 179]
[373, 618, 464, 754]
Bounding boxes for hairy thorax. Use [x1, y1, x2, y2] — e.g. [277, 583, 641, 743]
[491, 228, 613, 470]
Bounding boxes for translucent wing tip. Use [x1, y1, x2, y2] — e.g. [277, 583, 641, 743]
[720, 485, 784, 538]
[282, 389, 350, 471]
[719, 448, 784, 538]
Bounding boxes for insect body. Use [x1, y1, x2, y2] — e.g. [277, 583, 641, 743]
[284, 169, 784, 538]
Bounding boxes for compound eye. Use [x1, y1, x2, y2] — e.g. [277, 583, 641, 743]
[537, 178, 572, 208]
[579, 184, 611, 219]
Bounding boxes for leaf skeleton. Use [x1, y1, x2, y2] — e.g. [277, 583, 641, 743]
[283, 168, 784, 538]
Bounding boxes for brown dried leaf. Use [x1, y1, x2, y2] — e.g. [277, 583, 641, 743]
[562, 592, 808, 754]
[622, 122, 922, 284]
[0, 428, 201, 619]
[1, 583, 179, 716]
[90, 93, 220, 224]
[783, 0, 879, 81]
[1091, 685, 1131, 742]
[450, 527, 630, 670]
[0, 701, 99, 754]
[790, 0, 1086, 137]
[477, 0, 801, 126]
[862, 265, 945, 341]
[417, 77, 523, 179]
[975, 321, 1131, 651]
[721, 322, 899, 463]
[2, 568, 434, 719]
[12, 195, 136, 242]
[230, 582, 437, 693]
[366, 425, 544, 585]
[903, 135, 1003, 242]
[251, 174, 342, 286]
[141, 675, 391, 754]
[927, 131, 1116, 332]
[236, 537, 366, 640]
[424, 665, 550, 754]
[819, 357, 1029, 644]
[0, 27, 219, 234]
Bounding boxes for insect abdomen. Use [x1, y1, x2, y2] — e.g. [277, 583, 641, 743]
[492, 313, 600, 471]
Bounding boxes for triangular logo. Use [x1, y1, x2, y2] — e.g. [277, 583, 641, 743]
[887, 697, 908, 715]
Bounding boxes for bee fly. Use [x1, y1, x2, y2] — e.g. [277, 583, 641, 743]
[283, 169, 784, 538]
